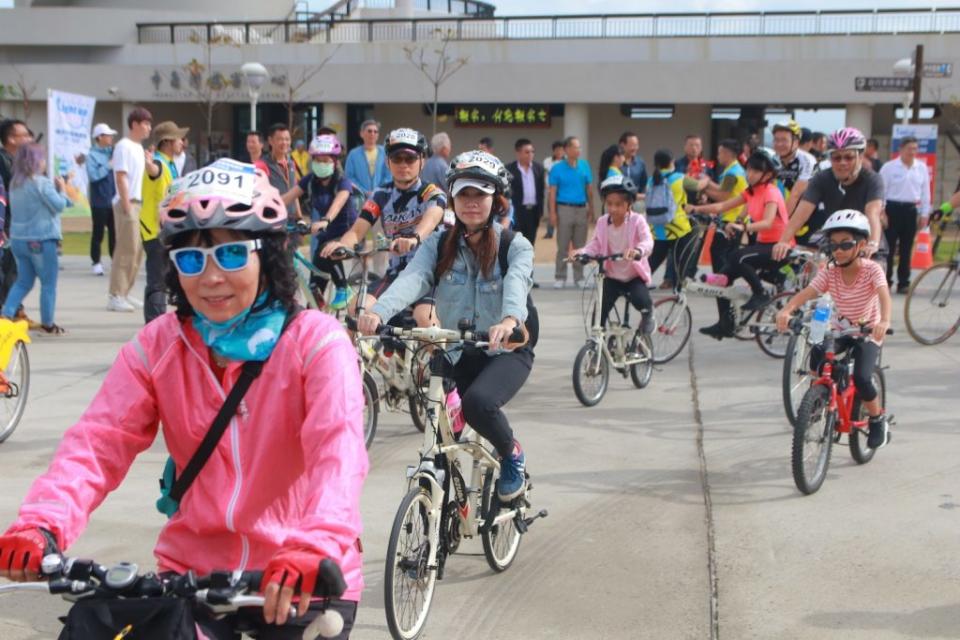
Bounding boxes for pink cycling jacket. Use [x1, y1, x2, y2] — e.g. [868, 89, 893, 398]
[578, 211, 654, 283]
[8, 310, 369, 601]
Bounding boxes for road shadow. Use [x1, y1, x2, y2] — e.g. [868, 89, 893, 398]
[804, 602, 960, 638]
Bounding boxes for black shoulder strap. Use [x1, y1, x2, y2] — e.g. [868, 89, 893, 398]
[168, 309, 300, 503]
[498, 228, 514, 277]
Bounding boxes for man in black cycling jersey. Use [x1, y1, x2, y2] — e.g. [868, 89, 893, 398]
[773, 127, 885, 263]
[322, 127, 446, 327]
[772, 119, 817, 218]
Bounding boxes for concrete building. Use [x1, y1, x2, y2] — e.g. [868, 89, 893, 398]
[2, 1, 959, 200]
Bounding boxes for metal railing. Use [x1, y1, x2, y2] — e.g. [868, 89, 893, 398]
[137, 8, 960, 45]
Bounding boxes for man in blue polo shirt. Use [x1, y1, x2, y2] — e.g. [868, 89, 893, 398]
[549, 136, 594, 288]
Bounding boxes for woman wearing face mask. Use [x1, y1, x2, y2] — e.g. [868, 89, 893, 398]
[283, 135, 358, 310]
[0, 167, 368, 638]
[357, 150, 535, 503]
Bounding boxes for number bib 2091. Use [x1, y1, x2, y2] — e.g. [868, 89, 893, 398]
[166, 159, 257, 206]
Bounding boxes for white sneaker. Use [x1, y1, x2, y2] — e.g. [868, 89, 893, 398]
[92, 263, 104, 276]
[107, 295, 135, 312]
[126, 296, 144, 309]
[553, 280, 565, 289]
[575, 279, 589, 289]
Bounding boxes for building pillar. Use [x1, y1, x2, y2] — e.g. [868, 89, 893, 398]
[563, 103, 591, 208]
[322, 102, 347, 137]
[395, 0, 414, 18]
[120, 102, 137, 136]
[845, 104, 873, 137]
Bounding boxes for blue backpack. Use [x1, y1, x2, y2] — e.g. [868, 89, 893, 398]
[645, 176, 677, 226]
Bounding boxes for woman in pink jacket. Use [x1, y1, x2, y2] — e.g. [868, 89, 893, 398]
[571, 175, 655, 334]
[0, 167, 368, 638]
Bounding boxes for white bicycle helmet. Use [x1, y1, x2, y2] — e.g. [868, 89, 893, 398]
[821, 209, 870, 238]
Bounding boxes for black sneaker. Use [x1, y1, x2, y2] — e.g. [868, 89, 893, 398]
[699, 322, 733, 341]
[742, 292, 772, 312]
[640, 313, 654, 335]
[867, 415, 889, 449]
[896, 283, 910, 294]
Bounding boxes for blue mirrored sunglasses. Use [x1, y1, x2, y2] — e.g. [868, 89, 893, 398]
[169, 240, 261, 277]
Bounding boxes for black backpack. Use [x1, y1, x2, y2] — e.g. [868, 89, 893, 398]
[439, 227, 539, 349]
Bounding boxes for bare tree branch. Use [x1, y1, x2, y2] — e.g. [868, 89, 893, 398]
[281, 44, 342, 135]
[403, 29, 469, 136]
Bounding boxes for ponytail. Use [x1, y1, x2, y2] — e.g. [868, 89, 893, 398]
[652, 149, 673, 187]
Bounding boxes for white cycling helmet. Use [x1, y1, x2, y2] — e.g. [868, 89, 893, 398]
[821, 209, 870, 238]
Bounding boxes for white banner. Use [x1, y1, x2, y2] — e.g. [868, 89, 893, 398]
[47, 89, 96, 217]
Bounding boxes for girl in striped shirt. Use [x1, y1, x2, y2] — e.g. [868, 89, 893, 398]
[776, 209, 892, 449]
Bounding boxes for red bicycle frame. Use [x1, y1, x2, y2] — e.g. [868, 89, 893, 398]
[809, 349, 868, 436]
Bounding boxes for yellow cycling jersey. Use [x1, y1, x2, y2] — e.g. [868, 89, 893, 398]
[717, 161, 748, 222]
[140, 152, 176, 242]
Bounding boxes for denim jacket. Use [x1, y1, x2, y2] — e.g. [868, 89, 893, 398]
[9, 176, 69, 241]
[371, 224, 534, 359]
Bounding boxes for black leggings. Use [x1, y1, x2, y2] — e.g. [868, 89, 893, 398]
[451, 347, 533, 459]
[723, 242, 785, 296]
[709, 231, 736, 326]
[809, 337, 881, 403]
[600, 277, 652, 327]
[311, 241, 347, 292]
[195, 598, 357, 639]
[90, 205, 116, 264]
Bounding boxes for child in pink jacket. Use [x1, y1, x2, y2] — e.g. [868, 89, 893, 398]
[571, 175, 655, 334]
[0, 167, 367, 639]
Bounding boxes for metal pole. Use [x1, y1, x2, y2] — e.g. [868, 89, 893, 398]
[250, 92, 258, 132]
[911, 43, 923, 123]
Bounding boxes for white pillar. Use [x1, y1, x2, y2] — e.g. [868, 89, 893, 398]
[120, 102, 137, 137]
[322, 102, 348, 137]
[563, 102, 591, 207]
[395, 0, 414, 18]
[845, 104, 873, 137]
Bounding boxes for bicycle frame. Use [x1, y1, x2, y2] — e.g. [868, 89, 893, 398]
[809, 353, 864, 435]
[583, 260, 647, 370]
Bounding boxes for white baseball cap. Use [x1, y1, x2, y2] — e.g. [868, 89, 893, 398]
[450, 178, 496, 197]
[92, 123, 118, 138]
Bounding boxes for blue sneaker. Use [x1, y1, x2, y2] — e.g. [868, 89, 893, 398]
[329, 287, 352, 311]
[497, 442, 526, 501]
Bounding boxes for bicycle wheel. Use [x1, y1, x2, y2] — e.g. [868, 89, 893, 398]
[0, 342, 29, 444]
[408, 394, 429, 433]
[849, 368, 886, 465]
[651, 296, 692, 364]
[904, 263, 960, 345]
[791, 385, 835, 495]
[384, 487, 437, 640]
[754, 292, 793, 359]
[572, 342, 608, 407]
[782, 330, 812, 429]
[362, 371, 378, 450]
[628, 331, 653, 389]
[480, 469, 522, 573]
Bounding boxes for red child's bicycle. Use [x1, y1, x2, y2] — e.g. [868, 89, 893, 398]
[791, 320, 893, 495]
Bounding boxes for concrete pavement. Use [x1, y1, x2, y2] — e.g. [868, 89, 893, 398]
[0, 256, 957, 639]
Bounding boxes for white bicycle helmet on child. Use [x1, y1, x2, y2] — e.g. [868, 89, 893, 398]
[821, 209, 870, 239]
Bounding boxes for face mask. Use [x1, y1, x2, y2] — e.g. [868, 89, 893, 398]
[312, 161, 335, 178]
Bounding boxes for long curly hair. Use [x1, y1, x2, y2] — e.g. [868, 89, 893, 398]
[165, 230, 299, 319]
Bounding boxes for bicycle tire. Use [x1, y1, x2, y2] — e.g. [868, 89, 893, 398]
[384, 487, 437, 640]
[782, 330, 812, 429]
[409, 394, 428, 433]
[628, 331, 654, 389]
[791, 385, 835, 495]
[480, 469, 523, 573]
[651, 296, 692, 364]
[754, 292, 793, 359]
[0, 342, 29, 444]
[362, 371, 378, 450]
[572, 342, 608, 407]
[849, 368, 886, 465]
[904, 262, 960, 345]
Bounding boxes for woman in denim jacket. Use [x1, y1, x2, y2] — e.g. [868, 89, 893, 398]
[3, 143, 71, 334]
[358, 150, 534, 502]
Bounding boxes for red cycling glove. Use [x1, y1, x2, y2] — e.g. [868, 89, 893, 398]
[0, 528, 57, 578]
[262, 547, 327, 598]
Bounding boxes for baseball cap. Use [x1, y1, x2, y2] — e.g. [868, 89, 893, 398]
[92, 123, 118, 138]
[450, 178, 496, 197]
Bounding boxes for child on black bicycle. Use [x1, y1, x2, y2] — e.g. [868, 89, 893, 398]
[282, 134, 358, 310]
[570, 175, 655, 334]
[776, 209, 892, 448]
[688, 148, 792, 339]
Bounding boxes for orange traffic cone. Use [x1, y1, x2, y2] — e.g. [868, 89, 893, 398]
[911, 226, 933, 270]
[699, 225, 715, 266]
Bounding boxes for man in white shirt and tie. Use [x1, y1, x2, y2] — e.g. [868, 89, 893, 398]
[879, 135, 930, 292]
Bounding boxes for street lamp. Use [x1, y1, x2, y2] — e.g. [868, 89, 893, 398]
[241, 62, 268, 132]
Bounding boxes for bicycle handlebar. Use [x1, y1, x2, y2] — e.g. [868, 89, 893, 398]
[344, 316, 524, 346]
[569, 253, 625, 265]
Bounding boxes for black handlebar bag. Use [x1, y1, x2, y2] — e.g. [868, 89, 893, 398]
[58, 597, 196, 639]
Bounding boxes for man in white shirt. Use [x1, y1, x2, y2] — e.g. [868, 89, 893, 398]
[107, 107, 152, 312]
[879, 135, 931, 292]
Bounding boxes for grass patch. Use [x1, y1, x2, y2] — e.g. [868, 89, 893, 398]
[62, 232, 95, 257]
